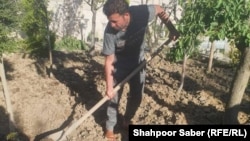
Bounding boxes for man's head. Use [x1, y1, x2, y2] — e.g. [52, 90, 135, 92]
[103, 0, 130, 31]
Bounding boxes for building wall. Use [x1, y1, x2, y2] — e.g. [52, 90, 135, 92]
[48, 0, 105, 41]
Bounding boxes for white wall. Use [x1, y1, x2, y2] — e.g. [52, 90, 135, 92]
[48, 0, 107, 41]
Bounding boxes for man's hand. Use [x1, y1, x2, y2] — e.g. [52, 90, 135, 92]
[106, 88, 115, 99]
[157, 10, 180, 40]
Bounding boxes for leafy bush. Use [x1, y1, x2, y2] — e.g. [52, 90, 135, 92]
[55, 36, 88, 51]
[20, 31, 56, 57]
[20, 0, 56, 58]
[6, 132, 19, 141]
[228, 44, 241, 66]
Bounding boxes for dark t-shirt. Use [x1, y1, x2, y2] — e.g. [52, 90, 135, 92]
[102, 5, 156, 74]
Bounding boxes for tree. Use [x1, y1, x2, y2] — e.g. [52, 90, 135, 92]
[20, 0, 56, 78]
[176, 0, 250, 124]
[202, 0, 230, 73]
[39, 0, 54, 77]
[84, 0, 105, 55]
[169, 0, 204, 94]
[20, 0, 55, 58]
[221, 0, 250, 124]
[0, 0, 19, 132]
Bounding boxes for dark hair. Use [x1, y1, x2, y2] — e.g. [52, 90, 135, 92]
[103, 0, 129, 17]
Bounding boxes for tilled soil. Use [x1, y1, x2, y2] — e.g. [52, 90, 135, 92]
[0, 50, 249, 141]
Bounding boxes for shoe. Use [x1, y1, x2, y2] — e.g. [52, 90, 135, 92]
[104, 130, 116, 141]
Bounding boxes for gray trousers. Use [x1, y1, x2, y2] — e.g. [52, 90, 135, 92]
[106, 68, 145, 131]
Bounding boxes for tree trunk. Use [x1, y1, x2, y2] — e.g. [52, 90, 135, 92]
[0, 56, 16, 132]
[223, 47, 250, 124]
[91, 10, 96, 50]
[207, 41, 215, 73]
[176, 54, 188, 95]
[45, 5, 54, 78]
[89, 10, 98, 56]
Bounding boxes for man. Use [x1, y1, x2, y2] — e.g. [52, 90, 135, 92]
[102, 0, 179, 140]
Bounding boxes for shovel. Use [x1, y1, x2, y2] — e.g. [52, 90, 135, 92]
[47, 38, 173, 141]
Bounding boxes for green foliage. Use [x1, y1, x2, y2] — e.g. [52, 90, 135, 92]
[125, 0, 130, 5]
[0, 0, 20, 55]
[168, 38, 201, 62]
[55, 36, 88, 51]
[22, 31, 56, 57]
[167, 45, 183, 62]
[0, 38, 22, 54]
[20, 0, 56, 57]
[212, 0, 250, 50]
[0, 0, 19, 29]
[228, 43, 241, 66]
[173, 0, 250, 63]
[168, 0, 205, 62]
[6, 132, 19, 141]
